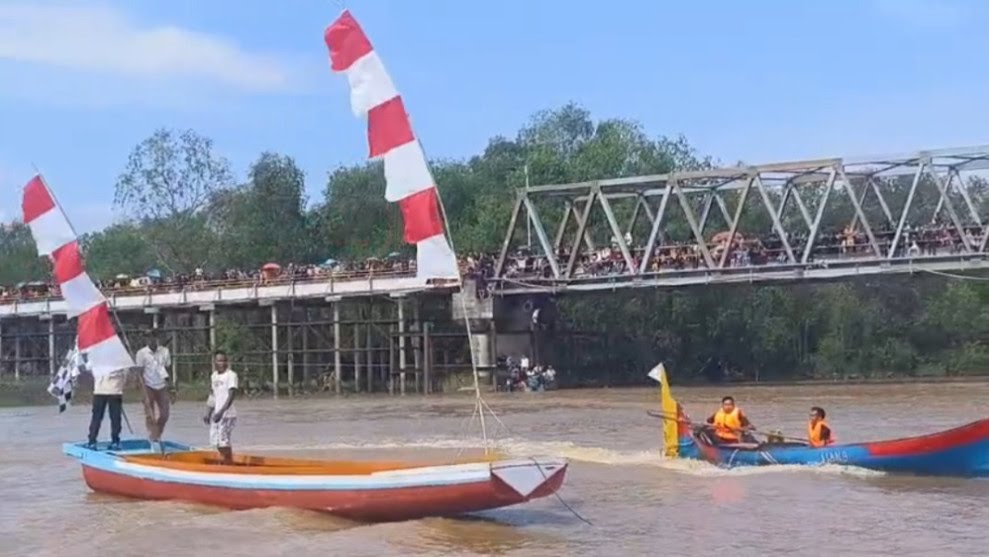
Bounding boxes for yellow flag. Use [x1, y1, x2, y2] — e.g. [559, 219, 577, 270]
[648, 363, 680, 458]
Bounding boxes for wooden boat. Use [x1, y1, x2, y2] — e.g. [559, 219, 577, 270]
[687, 419, 989, 477]
[64, 440, 568, 522]
[649, 363, 989, 478]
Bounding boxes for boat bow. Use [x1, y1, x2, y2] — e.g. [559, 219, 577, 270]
[490, 458, 566, 499]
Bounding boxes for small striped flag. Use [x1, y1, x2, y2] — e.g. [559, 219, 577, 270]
[47, 345, 87, 413]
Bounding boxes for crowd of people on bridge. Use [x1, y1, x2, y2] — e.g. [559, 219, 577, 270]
[495, 221, 984, 281]
[0, 255, 419, 303]
[1, 221, 981, 303]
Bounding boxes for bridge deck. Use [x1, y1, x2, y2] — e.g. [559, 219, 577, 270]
[0, 273, 448, 318]
[3, 252, 987, 318]
[494, 253, 989, 294]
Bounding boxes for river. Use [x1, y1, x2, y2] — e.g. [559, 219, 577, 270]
[1, 382, 987, 556]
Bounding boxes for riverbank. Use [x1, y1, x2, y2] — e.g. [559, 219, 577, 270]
[0, 378, 213, 409]
[581, 374, 989, 388]
[3, 373, 988, 408]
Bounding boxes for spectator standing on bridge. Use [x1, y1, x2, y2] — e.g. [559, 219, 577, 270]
[135, 330, 172, 445]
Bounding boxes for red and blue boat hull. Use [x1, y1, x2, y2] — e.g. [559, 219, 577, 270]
[684, 418, 989, 477]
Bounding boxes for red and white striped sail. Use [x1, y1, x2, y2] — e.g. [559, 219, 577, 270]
[324, 10, 459, 279]
[21, 175, 134, 377]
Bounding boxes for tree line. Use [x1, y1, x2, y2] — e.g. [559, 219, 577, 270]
[1, 103, 987, 381]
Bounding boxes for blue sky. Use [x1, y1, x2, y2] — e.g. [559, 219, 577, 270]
[1, 0, 986, 231]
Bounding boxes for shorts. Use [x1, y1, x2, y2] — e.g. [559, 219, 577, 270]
[209, 417, 237, 448]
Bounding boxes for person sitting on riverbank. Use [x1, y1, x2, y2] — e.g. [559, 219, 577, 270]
[524, 365, 558, 391]
[526, 365, 542, 391]
[808, 406, 835, 447]
[542, 365, 557, 389]
[706, 396, 757, 444]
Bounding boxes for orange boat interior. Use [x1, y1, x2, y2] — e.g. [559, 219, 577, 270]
[123, 451, 504, 476]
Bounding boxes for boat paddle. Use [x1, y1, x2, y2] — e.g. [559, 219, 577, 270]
[646, 410, 811, 444]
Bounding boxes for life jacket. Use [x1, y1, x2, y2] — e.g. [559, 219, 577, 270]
[808, 420, 834, 448]
[713, 408, 743, 441]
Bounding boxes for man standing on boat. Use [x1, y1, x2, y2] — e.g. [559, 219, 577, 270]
[203, 350, 238, 463]
[86, 354, 131, 451]
[135, 330, 172, 444]
[706, 396, 757, 444]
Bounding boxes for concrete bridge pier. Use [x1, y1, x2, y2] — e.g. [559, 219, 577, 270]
[43, 315, 54, 377]
[396, 295, 408, 395]
[332, 299, 342, 394]
[267, 302, 278, 398]
[489, 292, 557, 371]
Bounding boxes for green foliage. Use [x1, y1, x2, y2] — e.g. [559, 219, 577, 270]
[0, 223, 47, 285]
[556, 278, 989, 383]
[214, 316, 250, 357]
[317, 162, 401, 260]
[114, 128, 234, 272]
[215, 152, 314, 267]
[80, 224, 158, 280]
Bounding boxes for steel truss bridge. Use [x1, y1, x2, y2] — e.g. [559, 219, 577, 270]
[492, 145, 989, 294]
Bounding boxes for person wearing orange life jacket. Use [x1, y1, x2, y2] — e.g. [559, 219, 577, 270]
[705, 396, 756, 444]
[808, 406, 835, 448]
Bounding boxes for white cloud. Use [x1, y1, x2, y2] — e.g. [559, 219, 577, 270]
[0, 2, 294, 92]
[872, 0, 966, 29]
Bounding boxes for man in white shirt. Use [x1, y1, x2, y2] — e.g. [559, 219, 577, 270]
[134, 331, 172, 442]
[86, 355, 132, 451]
[203, 350, 238, 464]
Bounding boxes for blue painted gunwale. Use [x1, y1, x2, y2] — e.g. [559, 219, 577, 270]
[63, 439, 499, 491]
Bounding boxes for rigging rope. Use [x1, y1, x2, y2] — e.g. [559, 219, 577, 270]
[529, 457, 593, 526]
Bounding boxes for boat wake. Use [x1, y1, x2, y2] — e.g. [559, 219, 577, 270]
[653, 457, 885, 478]
[237, 437, 885, 477]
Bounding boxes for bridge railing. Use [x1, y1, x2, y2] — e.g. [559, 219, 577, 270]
[0, 268, 418, 303]
[492, 144, 989, 290]
[0, 269, 458, 318]
[493, 252, 989, 294]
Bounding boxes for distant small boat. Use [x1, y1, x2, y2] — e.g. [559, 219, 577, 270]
[647, 363, 989, 478]
[64, 440, 568, 522]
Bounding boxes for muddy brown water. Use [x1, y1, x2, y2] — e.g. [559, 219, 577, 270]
[2, 383, 987, 556]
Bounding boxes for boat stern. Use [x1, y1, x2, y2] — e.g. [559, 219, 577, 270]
[63, 439, 192, 460]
